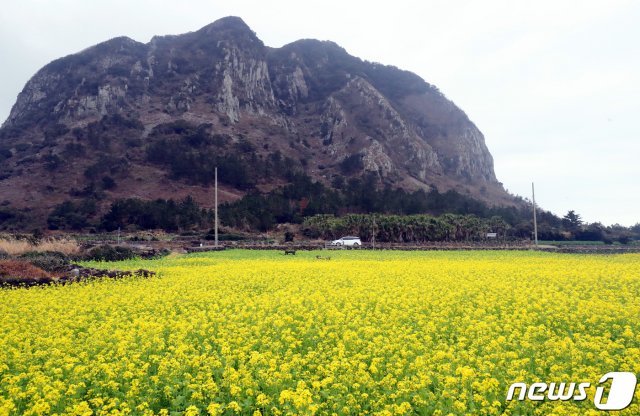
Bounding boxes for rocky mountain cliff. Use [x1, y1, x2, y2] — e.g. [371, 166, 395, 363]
[0, 16, 509, 225]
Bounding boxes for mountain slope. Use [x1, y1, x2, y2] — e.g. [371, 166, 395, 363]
[0, 16, 510, 227]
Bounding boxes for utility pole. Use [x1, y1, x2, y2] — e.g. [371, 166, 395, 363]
[214, 167, 218, 247]
[372, 215, 376, 250]
[532, 182, 538, 247]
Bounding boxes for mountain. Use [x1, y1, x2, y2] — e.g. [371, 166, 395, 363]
[0, 16, 511, 228]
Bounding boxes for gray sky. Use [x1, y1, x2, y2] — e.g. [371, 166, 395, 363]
[1, 0, 638, 226]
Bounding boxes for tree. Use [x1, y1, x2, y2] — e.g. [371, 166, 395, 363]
[562, 210, 583, 231]
[284, 230, 294, 242]
[488, 216, 511, 239]
[618, 234, 632, 245]
[576, 222, 605, 241]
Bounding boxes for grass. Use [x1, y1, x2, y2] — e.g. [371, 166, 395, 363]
[538, 240, 606, 246]
[539, 240, 640, 246]
[0, 259, 53, 284]
[0, 237, 81, 256]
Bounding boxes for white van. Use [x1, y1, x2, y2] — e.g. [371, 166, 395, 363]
[330, 236, 362, 247]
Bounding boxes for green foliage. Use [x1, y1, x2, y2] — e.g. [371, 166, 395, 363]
[47, 200, 97, 230]
[618, 234, 632, 245]
[302, 213, 502, 242]
[101, 176, 116, 190]
[221, 172, 517, 233]
[106, 64, 130, 77]
[146, 121, 255, 189]
[575, 223, 605, 241]
[85, 245, 135, 262]
[84, 154, 129, 180]
[284, 230, 295, 242]
[271, 40, 363, 103]
[0, 147, 12, 162]
[0, 126, 23, 140]
[42, 153, 62, 171]
[203, 231, 246, 242]
[145, 120, 298, 190]
[18, 251, 70, 273]
[147, 137, 254, 188]
[43, 123, 70, 143]
[80, 114, 144, 151]
[100, 196, 211, 232]
[0, 207, 31, 231]
[339, 154, 364, 175]
[562, 210, 583, 231]
[363, 62, 432, 99]
[63, 142, 85, 158]
[219, 172, 531, 233]
[68, 183, 106, 201]
[15, 143, 31, 152]
[220, 173, 342, 231]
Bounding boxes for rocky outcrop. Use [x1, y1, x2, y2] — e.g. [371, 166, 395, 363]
[0, 16, 509, 218]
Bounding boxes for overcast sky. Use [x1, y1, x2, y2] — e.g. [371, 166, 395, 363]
[1, 0, 638, 225]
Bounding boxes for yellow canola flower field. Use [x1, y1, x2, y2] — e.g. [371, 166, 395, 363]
[1, 250, 639, 416]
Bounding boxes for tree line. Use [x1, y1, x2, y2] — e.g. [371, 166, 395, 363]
[46, 196, 212, 232]
[302, 214, 511, 242]
[36, 172, 640, 245]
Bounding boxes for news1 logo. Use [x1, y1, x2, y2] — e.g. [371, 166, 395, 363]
[506, 372, 638, 410]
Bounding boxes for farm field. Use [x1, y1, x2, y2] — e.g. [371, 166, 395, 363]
[1, 250, 639, 415]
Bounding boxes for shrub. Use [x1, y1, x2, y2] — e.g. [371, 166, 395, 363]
[47, 201, 97, 230]
[42, 153, 62, 171]
[284, 230, 294, 242]
[102, 176, 116, 190]
[204, 231, 245, 241]
[0, 147, 13, 161]
[101, 197, 211, 232]
[0, 260, 53, 285]
[63, 142, 85, 157]
[339, 153, 364, 175]
[43, 123, 70, 141]
[84, 155, 129, 180]
[618, 235, 632, 245]
[85, 245, 136, 262]
[15, 143, 30, 152]
[148, 248, 171, 259]
[18, 251, 70, 273]
[0, 238, 80, 256]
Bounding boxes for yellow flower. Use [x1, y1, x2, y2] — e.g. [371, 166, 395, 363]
[0, 251, 638, 415]
[180, 405, 199, 416]
[226, 401, 242, 413]
[256, 393, 270, 406]
[206, 403, 222, 416]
